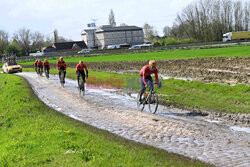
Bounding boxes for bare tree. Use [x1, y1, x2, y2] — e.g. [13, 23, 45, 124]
[172, 0, 249, 41]
[13, 28, 32, 55]
[163, 26, 172, 37]
[54, 29, 58, 43]
[0, 30, 9, 54]
[243, 2, 250, 31]
[109, 9, 116, 27]
[143, 23, 158, 39]
[13, 28, 44, 56]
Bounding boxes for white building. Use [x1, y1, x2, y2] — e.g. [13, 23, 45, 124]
[81, 25, 144, 49]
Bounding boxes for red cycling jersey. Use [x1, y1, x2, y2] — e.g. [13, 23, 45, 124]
[37, 61, 43, 66]
[43, 61, 50, 69]
[34, 61, 38, 66]
[57, 60, 66, 71]
[76, 63, 88, 72]
[140, 65, 159, 85]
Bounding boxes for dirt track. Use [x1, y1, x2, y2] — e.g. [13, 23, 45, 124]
[17, 72, 250, 167]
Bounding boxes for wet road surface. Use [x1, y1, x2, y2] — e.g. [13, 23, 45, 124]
[17, 72, 250, 167]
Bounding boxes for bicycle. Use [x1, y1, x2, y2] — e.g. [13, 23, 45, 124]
[44, 67, 49, 79]
[78, 76, 85, 96]
[137, 82, 162, 114]
[59, 69, 65, 87]
[37, 66, 43, 76]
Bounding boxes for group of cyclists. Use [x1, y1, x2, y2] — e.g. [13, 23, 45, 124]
[34, 57, 88, 87]
[34, 59, 50, 77]
[33, 57, 159, 100]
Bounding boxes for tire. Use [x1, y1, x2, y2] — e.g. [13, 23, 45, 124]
[148, 91, 158, 114]
[45, 70, 49, 79]
[137, 92, 145, 112]
[79, 79, 85, 96]
[81, 82, 85, 96]
[60, 71, 65, 87]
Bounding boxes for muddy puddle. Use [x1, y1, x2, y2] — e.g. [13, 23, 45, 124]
[17, 72, 250, 167]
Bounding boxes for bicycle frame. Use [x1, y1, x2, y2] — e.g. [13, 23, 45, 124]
[137, 82, 161, 114]
[59, 69, 65, 87]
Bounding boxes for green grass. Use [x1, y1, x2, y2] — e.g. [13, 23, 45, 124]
[23, 68, 250, 114]
[0, 73, 211, 166]
[18, 45, 250, 66]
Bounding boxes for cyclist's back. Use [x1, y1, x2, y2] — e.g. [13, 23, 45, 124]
[76, 60, 88, 85]
[57, 57, 66, 84]
[139, 60, 159, 100]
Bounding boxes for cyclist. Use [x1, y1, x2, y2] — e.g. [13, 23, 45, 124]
[76, 60, 88, 86]
[34, 59, 38, 72]
[139, 60, 159, 101]
[37, 59, 43, 74]
[43, 59, 50, 78]
[57, 57, 66, 84]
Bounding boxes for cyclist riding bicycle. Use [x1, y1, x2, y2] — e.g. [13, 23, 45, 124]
[37, 59, 43, 74]
[34, 59, 38, 72]
[76, 60, 88, 86]
[139, 60, 160, 101]
[57, 57, 66, 84]
[43, 59, 50, 78]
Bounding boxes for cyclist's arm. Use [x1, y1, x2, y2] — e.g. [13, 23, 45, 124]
[84, 64, 88, 75]
[76, 64, 79, 72]
[154, 69, 159, 83]
[64, 63, 66, 71]
[142, 71, 147, 85]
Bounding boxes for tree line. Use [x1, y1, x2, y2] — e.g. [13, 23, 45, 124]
[0, 28, 71, 57]
[144, 0, 249, 44]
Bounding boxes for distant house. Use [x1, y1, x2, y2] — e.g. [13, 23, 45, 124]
[42, 46, 57, 54]
[81, 25, 144, 49]
[51, 41, 87, 52]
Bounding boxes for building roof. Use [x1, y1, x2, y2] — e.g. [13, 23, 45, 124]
[95, 25, 143, 33]
[52, 41, 87, 50]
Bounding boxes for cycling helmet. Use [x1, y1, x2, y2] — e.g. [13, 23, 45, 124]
[44, 59, 47, 61]
[149, 60, 156, 67]
[59, 57, 63, 60]
[79, 60, 83, 64]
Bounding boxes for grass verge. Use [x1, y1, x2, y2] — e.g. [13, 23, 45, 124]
[23, 68, 250, 114]
[18, 45, 250, 66]
[0, 73, 212, 166]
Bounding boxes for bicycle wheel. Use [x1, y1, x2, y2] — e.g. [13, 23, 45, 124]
[81, 81, 85, 96]
[148, 91, 158, 114]
[78, 80, 83, 95]
[45, 69, 49, 79]
[40, 69, 43, 76]
[137, 92, 145, 112]
[60, 71, 64, 87]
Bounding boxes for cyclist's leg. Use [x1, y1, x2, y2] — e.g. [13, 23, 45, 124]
[147, 76, 154, 91]
[40, 66, 43, 73]
[81, 71, 85, 83]
[76, 71, 80, 86]
[59, 70, 61, 81]
[63, 71, 66, 83]
[139, 75, 146, 101]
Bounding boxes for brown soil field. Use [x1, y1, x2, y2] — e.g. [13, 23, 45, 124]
[77, 56, 250, 85]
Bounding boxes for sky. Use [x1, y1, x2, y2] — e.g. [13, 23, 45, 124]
[0, 0, 202, 41]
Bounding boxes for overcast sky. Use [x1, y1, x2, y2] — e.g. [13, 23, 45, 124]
[0, 0, 213, 41]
